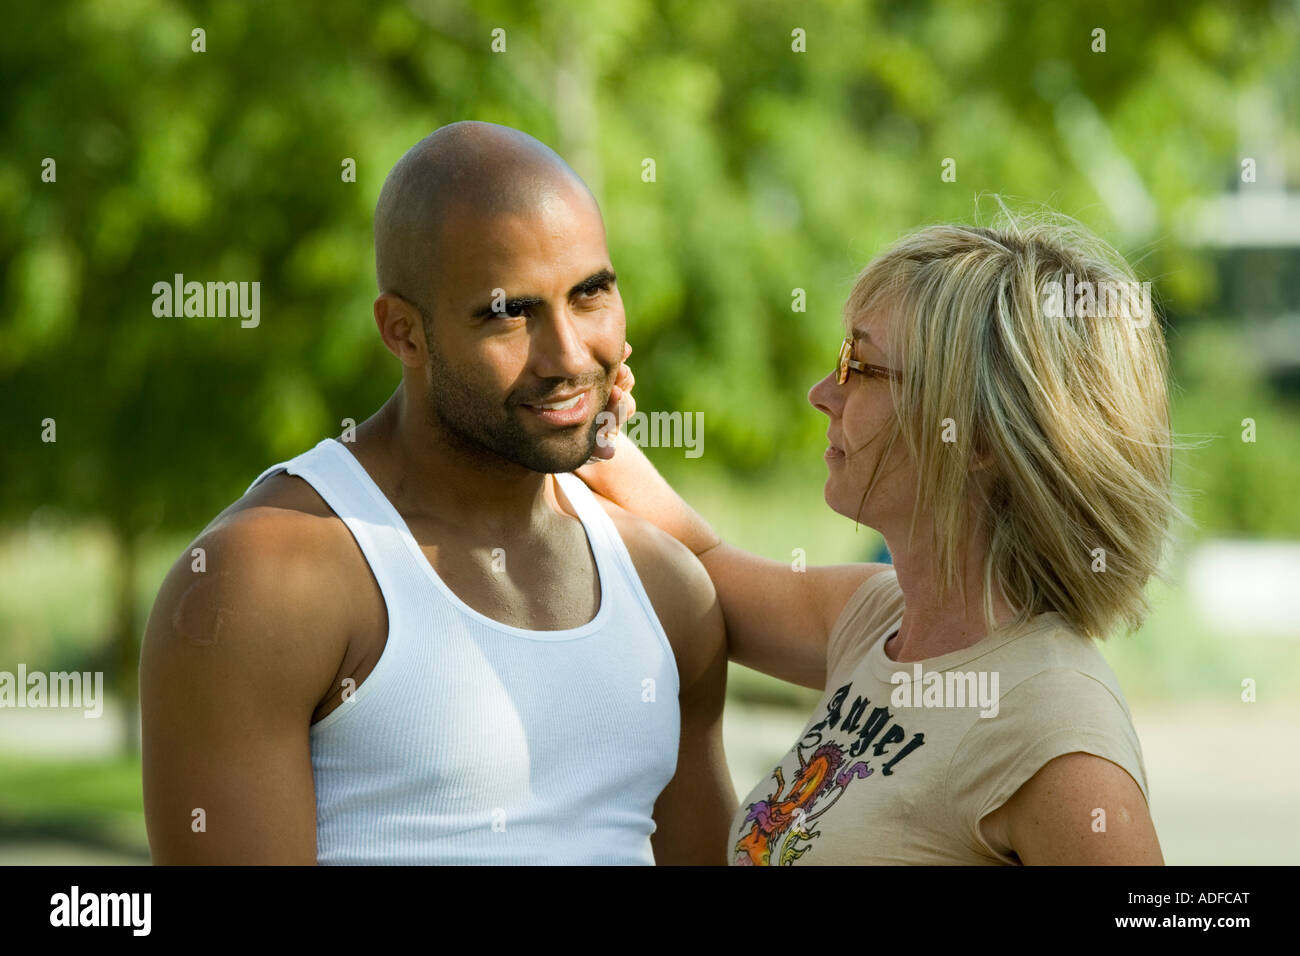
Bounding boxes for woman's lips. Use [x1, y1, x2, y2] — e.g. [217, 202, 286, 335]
[521, 389, 592, 427]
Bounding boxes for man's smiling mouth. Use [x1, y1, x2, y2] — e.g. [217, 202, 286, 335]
[520, 389, 593, 425]
[532, 394, 583, 410]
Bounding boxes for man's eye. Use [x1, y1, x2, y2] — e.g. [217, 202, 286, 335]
[503, 303, 528, 318]
[580, 283, 608, 298]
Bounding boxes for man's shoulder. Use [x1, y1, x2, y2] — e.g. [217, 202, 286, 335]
[597, 495, 699, 560]
[201, 472, 359, 578]
[586, 490, 723, 680]
[591, 491, 714, 602]
[139, 472, 361, 782]
[210, 467, 338, 531]
[147, 471, 366, 657]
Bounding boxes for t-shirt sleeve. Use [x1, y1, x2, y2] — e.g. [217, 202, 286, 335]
[824, 570, 904, 681]
[944, 667, 1150, 862]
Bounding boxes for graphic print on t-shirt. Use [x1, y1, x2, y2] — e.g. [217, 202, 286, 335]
[733, 679, 927, 865]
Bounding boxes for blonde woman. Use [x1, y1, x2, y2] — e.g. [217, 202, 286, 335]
[580, 216, 1175, 865]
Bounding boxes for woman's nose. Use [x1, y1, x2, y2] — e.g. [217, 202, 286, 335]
[808, 370, 840, 418]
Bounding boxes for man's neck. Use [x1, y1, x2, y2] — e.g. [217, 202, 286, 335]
[349, 386, 561, 535]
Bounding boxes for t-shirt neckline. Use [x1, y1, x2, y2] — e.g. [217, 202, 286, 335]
[866, 595, 1065, 681]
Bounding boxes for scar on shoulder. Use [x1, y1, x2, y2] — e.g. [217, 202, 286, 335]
[171, 572, 233, 647]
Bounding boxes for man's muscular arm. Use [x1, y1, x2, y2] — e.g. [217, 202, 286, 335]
[140, 511, 348, 864]
[600, 499, 737, 866]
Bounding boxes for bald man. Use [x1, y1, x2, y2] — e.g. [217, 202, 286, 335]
[140, 122, 736, 865]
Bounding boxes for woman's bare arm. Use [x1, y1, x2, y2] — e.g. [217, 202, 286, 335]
[983, 753, 1164, 865]
[578, 432, 883, 689]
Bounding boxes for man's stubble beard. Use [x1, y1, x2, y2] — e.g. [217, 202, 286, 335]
[423, 341, 609, 474]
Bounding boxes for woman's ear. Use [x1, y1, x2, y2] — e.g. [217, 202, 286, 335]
[969, 433, 995, 473]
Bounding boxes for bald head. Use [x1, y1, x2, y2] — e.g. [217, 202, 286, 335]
[374, 122, 598, 318]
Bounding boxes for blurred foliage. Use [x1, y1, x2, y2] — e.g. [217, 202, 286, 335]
[1170, 322, 1300, 537]
[1, 1, 1298, 729]
[2, 0, 1298, 531]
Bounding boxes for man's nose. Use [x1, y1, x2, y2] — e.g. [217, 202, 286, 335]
[808, 370, 842, 418]
[531, 306, 595, 381]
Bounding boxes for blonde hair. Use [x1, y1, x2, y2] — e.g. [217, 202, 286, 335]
[846, 210, 1179, 639]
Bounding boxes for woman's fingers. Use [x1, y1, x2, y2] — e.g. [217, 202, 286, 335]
[588, 386, 624, 462]
[587, 353, 636, 463]
[616, 378, 636, 425]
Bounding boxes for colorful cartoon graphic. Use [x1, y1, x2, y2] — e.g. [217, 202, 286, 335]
[733, 741, 873, 866]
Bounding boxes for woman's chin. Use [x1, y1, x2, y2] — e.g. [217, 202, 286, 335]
[822, 482, 856, 521]
[823, 480, 884, 529]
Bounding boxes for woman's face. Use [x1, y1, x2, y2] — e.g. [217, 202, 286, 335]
[808, 305, 917, 535]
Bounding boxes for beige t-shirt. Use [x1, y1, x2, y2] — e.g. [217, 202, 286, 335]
[729, 570, 1149, 865]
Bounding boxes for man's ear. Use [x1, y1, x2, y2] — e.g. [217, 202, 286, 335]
[374, 293, 429, 369]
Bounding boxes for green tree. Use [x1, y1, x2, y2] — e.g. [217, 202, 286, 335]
[2, 0, 1296, 750]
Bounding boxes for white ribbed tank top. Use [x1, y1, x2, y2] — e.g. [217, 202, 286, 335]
[245, 438, 681, 865]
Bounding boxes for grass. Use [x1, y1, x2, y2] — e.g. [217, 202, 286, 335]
[0, 751, 148, 859]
